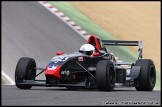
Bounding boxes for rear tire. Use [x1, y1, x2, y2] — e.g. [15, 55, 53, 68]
[96, 60, 115, 91]
[15, 57, 36, 89]
[134, 59, 156, 91]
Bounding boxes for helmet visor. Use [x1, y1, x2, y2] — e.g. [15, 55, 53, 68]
[79, 50, 93, 55]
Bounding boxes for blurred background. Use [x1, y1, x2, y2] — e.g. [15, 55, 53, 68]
[70, 1, 160, 72]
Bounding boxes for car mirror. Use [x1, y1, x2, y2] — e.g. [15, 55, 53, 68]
[56, 52, 64, 55]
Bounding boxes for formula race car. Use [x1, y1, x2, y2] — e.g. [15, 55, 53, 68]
[15, 35, 156, 91]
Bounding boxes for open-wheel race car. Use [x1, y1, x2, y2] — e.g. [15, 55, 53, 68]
[15, 35, 156, 91]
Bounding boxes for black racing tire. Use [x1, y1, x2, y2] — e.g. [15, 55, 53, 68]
[15, 57, 36, 89]
[96, 60, 115, 91]
[134, 59, 156, 91]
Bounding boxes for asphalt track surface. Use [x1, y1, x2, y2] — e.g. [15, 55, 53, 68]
[1, 85, 160, 106]
[2, 2, 161, 106]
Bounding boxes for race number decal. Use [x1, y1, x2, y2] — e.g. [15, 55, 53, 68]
[47, 64, 57, 70]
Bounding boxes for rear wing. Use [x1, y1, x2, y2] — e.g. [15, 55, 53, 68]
[101, 40, 142, 59]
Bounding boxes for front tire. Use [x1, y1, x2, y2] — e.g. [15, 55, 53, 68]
[134, 59, 156, 91]
[15, 57, 36, 89]
[96, 60, 115, 91]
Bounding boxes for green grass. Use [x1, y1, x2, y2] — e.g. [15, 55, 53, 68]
[49, 1, 160, 90]
[156, 71, 161, 90]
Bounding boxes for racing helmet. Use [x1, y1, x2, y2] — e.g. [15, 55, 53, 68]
[79, 44, 95, 55]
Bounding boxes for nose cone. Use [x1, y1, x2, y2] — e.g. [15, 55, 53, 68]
[45, 65, 62, 79]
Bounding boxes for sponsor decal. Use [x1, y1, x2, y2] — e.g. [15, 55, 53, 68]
[78, 56, 83, 61]
[52, 56, 68, 63]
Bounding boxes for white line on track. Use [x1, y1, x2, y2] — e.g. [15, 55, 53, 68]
[2, 70, 15, 85]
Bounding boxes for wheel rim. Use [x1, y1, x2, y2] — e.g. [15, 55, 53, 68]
[28, 61, 36, 80]
[149, 65, 156, 85]
[107, 66, 115, 85]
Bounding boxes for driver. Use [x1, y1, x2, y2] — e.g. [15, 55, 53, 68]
[79, 44, 95, 56]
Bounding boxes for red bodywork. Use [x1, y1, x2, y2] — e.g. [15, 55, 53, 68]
[45, 65, 62, 79]
[56, 51, 64, 55]
[87, 35, 101, 51]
